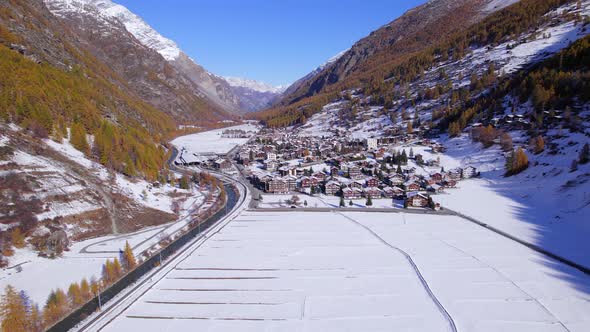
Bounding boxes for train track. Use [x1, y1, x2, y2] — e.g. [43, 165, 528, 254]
[70, 149, 250, 331]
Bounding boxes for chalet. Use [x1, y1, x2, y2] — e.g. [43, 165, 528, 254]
[266, 152, 277, 161]
[342, 187, 363, 200]
[462, 166, 477, 179]
[278, 166, 297, 177]
[299, 176, 312, 189]
[407, 192, 429, 208]
[405, 181, 421, 192]
[350, 180, 364, 189]
[348, 166, 362, 179]
[312, 172, 327, 182]
[325, 181, 341, 196]
[366, 138, 378, 150]
[214, 159, 232, 170]
[448, 168, 462, 181]
[330, 166, 340, 176]
[444, 179, 458, 188]
[364, 187, 383, 199]
[383, 186, 405, 199]
[238, 151, 251, 162]
[388, 174, 405, 186]
[366, 177, 380, 188]
[264, 160, 278, 172]
[430, 172, 443, 182]
[285, 176, 297, 192]
[255, 151, 266, 160]
[428, 184, 444, 194]
[267, 178, 288, 194]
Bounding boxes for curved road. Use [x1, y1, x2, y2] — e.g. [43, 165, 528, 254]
[72, 146, 252, 332]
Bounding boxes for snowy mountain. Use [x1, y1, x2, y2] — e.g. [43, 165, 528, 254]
[224, 77, 287, 113]
[44, 0, 242, 114]
[45, 0, 181, 61]
[225, 77, 287, 94]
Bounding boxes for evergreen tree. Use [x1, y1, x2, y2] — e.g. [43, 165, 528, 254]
[580, 143, 590, 164]
[571, 159, 578, 172]
[366, 196, 373, 206]
[339, 196, 345, 207]
[409, 148, 414, 159]
[401, 150, 408, 164]
[397, 163, 403, 174]
[349, 200, 353, 206]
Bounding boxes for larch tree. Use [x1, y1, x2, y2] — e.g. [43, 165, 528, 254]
[122, 241, 137, 271]
[10, 228, 25, 249]
[43, 288, 68, 326]
[67, 282, 83, 307]
[70, 122, 89, 156]
[79, 278, 91, 301]
[0, 285, 28, 332]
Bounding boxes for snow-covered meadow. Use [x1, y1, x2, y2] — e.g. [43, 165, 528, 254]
[172, 123, 260, 163]
[99, 210, 590, 332]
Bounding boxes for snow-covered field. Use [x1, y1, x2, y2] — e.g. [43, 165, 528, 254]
[171, 123, 259, 163]
[99, 211, 590, 332]
[258, 194, 403, 209]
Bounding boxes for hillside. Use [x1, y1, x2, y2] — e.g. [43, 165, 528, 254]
[0, 0, 217, 266]
[43, 0, 240, 120]
[276, 0, 517, 108]
[272, 0, 590, 267]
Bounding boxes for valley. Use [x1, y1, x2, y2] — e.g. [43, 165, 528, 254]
[1, 0, 589, 331]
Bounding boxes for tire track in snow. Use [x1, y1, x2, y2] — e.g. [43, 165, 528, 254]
[336, 212, 458, 332]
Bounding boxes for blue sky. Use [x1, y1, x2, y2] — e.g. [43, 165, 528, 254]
[116, 0, 426, 86]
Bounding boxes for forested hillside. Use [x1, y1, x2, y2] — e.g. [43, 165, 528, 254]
[257, 0, 584, 129]
[0, 0, 183, 179]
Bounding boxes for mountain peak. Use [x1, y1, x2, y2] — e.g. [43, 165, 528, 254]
[224, 77, 288, 94]
[45, 0, 181, 61]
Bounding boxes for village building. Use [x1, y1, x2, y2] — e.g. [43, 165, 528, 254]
[364, 187, 382, 199]
[366, 177, 380, 188]
[407, 192, 429, 208]
[325, 181, 341, 196]
[342, 187, 363, 200]
[462, 166, 477, 179]
[366, 138, 378, 150]
[266, 178, 288, 194]
[214, 159, 232, 170]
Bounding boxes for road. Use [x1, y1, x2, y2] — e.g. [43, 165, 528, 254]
[71, 145, 252, 332]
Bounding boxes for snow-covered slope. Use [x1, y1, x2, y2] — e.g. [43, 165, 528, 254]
[225, 77, 287, 94]
[223, 77, 287, 112]
[44, 0, 243, 114]
[45, 0, 180, 61]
